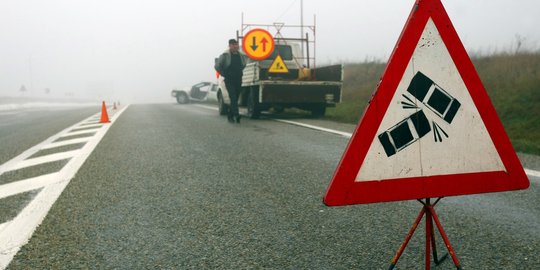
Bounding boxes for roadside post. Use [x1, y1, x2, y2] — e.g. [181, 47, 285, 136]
[323, 0, 530, 269]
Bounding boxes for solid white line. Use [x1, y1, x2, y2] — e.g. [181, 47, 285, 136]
[525, 169, 540, 178]
[3, 150, 79, 173]
[192, 104, 540, 179]
[273, 119, 353, 138]
[0, 105, 129, 268]
[195, 104, 219, 111]
[40, 138, 90, 150]
[0, 173, 60, 199]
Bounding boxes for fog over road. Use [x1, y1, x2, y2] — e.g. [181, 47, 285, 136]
[1, 104, 538, 269]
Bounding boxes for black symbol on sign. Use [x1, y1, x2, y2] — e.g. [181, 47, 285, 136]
[378, 72, 461, 157]
[401, 94, 419, 109]
[432, 121, 448, 142]
[378, 110, 431, 157]
[407, 72, 461, 124]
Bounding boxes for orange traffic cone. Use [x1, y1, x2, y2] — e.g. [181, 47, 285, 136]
[100, 101, 110, 123]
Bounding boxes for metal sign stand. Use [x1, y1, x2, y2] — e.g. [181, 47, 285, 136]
[388, 198, 462, 270]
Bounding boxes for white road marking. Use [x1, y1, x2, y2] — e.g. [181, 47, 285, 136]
[192, 103, 540, 179]
[0, 173, 59, 200]
[79, 121, 101, 126]
[40, 138, 90, 150]
[195, 104, 221, 111]
[0, 105, 129, 268]
[273, 119, 353, 138]
[59, 130, 96, 137]
[3, 150, 79, 173]
[525, 169, 540, 178]
[71, 123, 103, 130]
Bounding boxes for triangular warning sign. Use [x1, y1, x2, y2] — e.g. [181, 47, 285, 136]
[268, 55, 289, 73]
[324, 0, 529, 206]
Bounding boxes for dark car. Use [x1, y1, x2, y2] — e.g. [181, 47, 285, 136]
[407, 71, 461, 124]
[378, 110, 431, 157]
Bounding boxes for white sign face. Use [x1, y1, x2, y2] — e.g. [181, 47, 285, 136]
[355, 18, 505, 182]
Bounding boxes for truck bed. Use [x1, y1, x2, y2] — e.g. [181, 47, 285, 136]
[242, 63, 343, 104]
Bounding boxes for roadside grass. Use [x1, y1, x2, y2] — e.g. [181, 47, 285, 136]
[326, 51, 540, 155]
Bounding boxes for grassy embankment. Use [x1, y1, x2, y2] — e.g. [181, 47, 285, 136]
[326, 51, 540, 155]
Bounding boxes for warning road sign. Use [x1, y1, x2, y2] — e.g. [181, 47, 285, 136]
[242, 29, 275, 60]
[324, 0, 529, 206]
[268, 55, 289, 73]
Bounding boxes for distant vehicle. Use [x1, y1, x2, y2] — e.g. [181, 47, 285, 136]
[406, 72, 461, 124]
[378, 110, 431, 157]
[215, 22, 342, 118]
[171, 82, 219, 104]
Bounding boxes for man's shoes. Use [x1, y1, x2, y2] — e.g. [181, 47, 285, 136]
[227, 115, 234, 123]
[235, 115, 241, 123]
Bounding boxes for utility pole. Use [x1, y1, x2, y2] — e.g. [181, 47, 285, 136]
[300, 0, 304, 58]
[29, 55, 34, 93]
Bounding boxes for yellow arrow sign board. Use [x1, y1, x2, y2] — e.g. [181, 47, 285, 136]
[242, 29, 275, 60]
[268, 55, 289, 73]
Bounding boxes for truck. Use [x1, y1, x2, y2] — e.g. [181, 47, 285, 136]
[171, 81, 219, 104]
[216, 22, 343, 118]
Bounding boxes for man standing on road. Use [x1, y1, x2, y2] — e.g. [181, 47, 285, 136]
[215, 38, 247, 123]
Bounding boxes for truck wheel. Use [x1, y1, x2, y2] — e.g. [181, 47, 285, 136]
[218, 93, 229, 115]
[176, 92, 189, 104]
[247, 87, 261, 119]
[311, 105, 326, 117]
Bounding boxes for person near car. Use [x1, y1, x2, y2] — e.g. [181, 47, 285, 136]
[215, 38, 247, 123]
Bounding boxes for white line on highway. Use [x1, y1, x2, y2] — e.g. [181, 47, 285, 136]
[4, 150, 79, 172]
[192, 104, 540, 178]
[0, 105, 129, 268]
[0, 173, 60, 200]
[61, 129, 98, 137]
[193, 104, 220, 111]
[40, 138, 90, 150]
[71, 123, 103, 130]
[525, 169, 540, 178]
[273, 119, 540, 179]
[272, 119, 353, 138]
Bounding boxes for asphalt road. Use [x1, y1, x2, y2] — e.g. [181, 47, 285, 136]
[3, 103, 540, 269]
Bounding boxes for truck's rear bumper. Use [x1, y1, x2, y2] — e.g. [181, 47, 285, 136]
[256, 81, 342, 104]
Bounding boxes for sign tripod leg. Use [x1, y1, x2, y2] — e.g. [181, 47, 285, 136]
[387, 198, 462, 270]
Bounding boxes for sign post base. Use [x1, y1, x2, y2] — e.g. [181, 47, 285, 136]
[388, 198, 462, 270]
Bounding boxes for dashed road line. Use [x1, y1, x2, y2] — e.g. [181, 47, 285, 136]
[0, 105, 129, 268]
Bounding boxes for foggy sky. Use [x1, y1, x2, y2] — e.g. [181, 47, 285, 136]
[1, 0, 539, 103]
